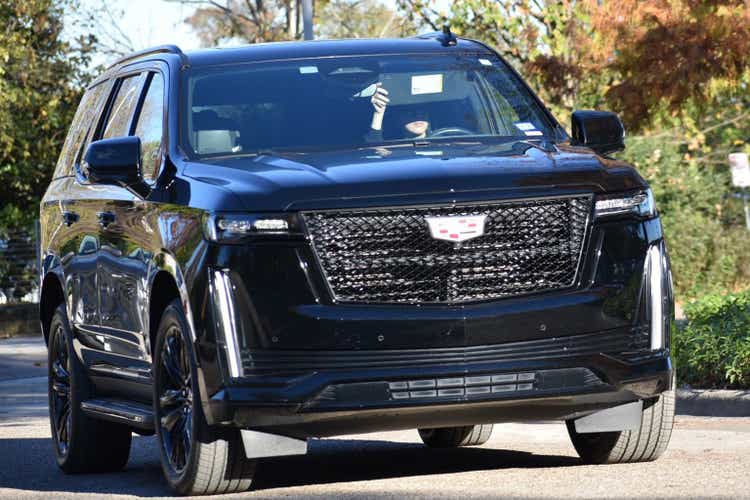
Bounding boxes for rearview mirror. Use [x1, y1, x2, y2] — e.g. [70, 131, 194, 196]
[571, 110, 625, 156]
[84, 136, 142, 186]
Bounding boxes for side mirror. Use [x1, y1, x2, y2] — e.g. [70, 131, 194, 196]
[571, 110, 625, 156]
[84, 136, 142, 186]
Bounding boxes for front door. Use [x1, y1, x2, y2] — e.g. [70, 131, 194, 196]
[97, 68, 167, 371]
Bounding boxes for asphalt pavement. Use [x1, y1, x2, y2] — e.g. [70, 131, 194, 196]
[1, 336, 749, 499]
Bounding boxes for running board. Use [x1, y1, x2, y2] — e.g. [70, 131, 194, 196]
[81, 398, 154, 430]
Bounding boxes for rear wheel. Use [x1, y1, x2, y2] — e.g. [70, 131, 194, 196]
[153, 299, 255, 496]
[48, 304, 132, 473]
[566, 385, 675, 464]
[418, 424, 494, 448]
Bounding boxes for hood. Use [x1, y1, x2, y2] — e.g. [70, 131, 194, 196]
[181, 141, 647, 212]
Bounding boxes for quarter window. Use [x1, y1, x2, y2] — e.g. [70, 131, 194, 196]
[133, 73, 165, 182]
[103, 74, 143, 139]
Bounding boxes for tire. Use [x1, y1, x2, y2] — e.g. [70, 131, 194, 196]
[153, 299, 256, 496]
[418, 424, 494, 448]
[566, 384, 675, 464]
[48, 304, 132, 473]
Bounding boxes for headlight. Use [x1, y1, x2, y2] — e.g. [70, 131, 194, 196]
[594, 189, 656, 219]
[203, 213, 304, 242]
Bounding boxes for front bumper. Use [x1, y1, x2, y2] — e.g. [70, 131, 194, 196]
[194, 215, 673, 437]
[204, 344, 672, 438]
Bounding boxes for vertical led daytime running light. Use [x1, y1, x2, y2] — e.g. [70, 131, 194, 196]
[648, 245, 664, 350]
[212, 270, 243, 378]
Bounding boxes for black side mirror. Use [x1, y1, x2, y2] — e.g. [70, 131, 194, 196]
[84, 136, 142, 186]
[571, 110, 625, 156]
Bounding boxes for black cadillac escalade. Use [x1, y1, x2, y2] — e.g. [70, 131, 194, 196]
[39, 32, 674, 495]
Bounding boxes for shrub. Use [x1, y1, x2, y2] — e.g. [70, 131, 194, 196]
[673, 290, 750, 388]
[622, 133, 750, 300]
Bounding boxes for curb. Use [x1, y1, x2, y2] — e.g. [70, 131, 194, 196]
[676, 389, 750, 417]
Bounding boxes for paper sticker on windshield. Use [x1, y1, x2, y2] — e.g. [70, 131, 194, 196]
[515, 122, 543, 136]
[478, 58, 493, 66]
[411, 74, 443, 95]
[299, 66, 319, 74]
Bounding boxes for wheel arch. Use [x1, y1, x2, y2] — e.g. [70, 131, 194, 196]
[40, 271, 65, 345]
[148, 251, 198, 355]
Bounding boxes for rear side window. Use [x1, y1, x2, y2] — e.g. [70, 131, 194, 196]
[133, 72, 165, 182]
[53, 82, 107, 178]
[102, 74, 144, 139]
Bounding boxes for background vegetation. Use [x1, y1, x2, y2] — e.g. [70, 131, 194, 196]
[2, 0, 750, 384]
[674, 290, 750, 389]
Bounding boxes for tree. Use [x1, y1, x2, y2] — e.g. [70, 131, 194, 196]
[397, 0, 750, 131]
[174, 0, 412, 45]
[0, 0, 96, 231]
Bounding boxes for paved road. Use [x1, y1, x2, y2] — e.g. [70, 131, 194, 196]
[0, 337, 749, 499]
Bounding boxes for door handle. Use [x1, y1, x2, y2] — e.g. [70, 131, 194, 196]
[61, 211, 79, 226]
[97, 211, 116, 228]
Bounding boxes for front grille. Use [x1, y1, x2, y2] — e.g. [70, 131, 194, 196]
[303, 196, 592, 304]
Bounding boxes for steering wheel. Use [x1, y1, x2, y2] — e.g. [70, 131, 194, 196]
[428, 127, 475, 138]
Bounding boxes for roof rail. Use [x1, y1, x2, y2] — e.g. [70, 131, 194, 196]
[106, 44, 186, 69]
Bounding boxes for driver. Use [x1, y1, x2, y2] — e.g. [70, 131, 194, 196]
[365, 83, 430, 142]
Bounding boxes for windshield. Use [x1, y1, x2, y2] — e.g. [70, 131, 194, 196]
[184, 53, 558, 156]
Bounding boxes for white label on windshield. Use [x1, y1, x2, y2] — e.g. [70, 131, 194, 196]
[515, 122, 543, 136]
[411, 74, 443, 95]
[478, 58, 493, 66]
[514, 122, 536, 131]
[299, 66, 319, 74]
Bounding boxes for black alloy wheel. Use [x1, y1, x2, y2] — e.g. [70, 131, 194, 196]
[157, 324, 194, 475]
[153, 299, 255, 495]
[47, 304, 132, 473]
[49, 322, 72, 458]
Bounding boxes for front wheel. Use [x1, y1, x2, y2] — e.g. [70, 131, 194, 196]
[418, 424, 494, 448]
[153, 299, 256, 496]
[566, 385, 675, 464]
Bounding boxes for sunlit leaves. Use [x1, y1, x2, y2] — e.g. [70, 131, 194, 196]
[0, 0, 93, 230]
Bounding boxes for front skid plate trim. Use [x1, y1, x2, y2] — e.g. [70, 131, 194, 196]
[240, 429, 308, 459]
[573, 400, 643, 433]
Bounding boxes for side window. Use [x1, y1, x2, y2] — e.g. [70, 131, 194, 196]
[53, 83, 106, 178]
[133, 73, 165, 182]
[102, 74, 143, 139]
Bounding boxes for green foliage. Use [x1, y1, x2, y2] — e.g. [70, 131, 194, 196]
[674, 290, 750, 388]
[620, 81, 750, 299]
[0, 0, 95, 231]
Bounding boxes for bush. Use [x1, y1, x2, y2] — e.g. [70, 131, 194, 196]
[673, 290, 750, 389]
[622, 134, 750, 300]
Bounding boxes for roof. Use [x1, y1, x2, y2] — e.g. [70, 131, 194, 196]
[161, 37, 490, 69]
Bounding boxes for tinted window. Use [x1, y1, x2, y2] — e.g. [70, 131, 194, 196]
[185, 54, 556, 156]
[134, 73, 165, 182]
[103, 74, 143, 139]
[53, 82, 107, 178]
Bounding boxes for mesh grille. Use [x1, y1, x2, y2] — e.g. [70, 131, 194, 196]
[303, 196, 591, 304]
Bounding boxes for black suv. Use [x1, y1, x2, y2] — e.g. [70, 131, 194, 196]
[40, 34, 674, 495]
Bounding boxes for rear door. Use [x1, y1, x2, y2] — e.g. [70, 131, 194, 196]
[48, 82, 110, 334]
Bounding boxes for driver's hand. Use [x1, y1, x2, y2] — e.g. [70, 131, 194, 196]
[371, 83, 389, 113]
[370, 83, 389, 131]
